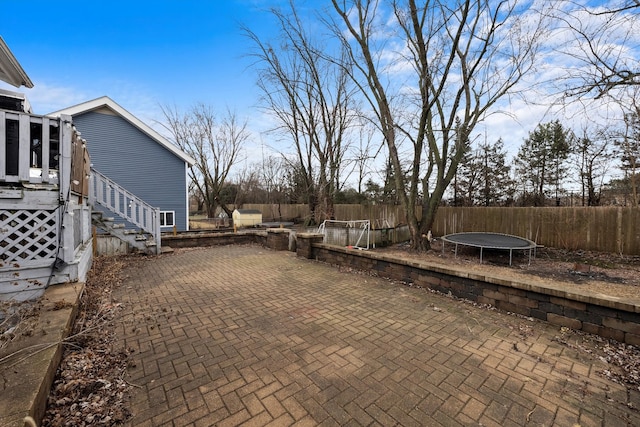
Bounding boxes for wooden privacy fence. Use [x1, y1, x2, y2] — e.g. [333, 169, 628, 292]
[241, 203, 405, 229]
[240, 204, 640, 255]
[242, 204, 309, 222]
[432, 206, 640, 256]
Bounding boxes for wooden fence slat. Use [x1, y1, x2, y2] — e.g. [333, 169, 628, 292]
[237, 204, 640, 255]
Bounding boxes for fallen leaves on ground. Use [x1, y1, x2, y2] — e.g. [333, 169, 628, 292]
[553, 327, 640, 392]
[39, 244, 640, 425]
[42, 256, 133, 426]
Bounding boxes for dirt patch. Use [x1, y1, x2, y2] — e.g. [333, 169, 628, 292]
[42, 256, 133, 426]
[373, 239, 640, 302]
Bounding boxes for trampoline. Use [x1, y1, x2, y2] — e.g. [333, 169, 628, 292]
[440, 232, 538, 266]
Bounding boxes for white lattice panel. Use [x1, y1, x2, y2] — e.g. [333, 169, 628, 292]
[0, 209, 58, 262]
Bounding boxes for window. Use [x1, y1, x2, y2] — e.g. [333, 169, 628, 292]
[160, 211, 175, 228]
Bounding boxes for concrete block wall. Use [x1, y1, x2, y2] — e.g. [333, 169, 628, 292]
[163, 229, 291, 251]
[300, 241, 640, 346]
[265, 228, 290, 251]
[162, 231, 266, 249]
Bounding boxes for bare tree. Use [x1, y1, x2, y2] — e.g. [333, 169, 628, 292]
[555, 1, 640, 98]
[614, 102, 640, 206]
[161, 104, 248, 218]
[258, 155, 291, 219]
[245, 2, 359, 224]
[342, 122, 382, 196]
[572, 128, 613, 206]
[329, 0, 547, 250]
[260, 155, 289, 205]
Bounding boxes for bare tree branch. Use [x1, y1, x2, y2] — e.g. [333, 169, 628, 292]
[160, 105, 247, 218]
[244, 2, 360, 224]
[555, 1, 640, 98]
[329, 0, 547, 250]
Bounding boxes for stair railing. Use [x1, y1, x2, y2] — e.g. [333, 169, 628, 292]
[89, 168, 161, 253]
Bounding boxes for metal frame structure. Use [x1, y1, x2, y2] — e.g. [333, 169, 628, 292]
[441, 232, 538, 266]
[318, 219, 371, 250]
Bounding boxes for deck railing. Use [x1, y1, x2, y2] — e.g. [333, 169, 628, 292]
[0, 110, 71, 186]
[89, 168, 161, 252]
[0, 111, 92, 300]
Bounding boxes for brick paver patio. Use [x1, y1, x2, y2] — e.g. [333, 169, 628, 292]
[114, 245, 639, 426]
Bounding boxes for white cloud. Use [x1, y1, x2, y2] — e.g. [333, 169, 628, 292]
[0, 81, 88, 115]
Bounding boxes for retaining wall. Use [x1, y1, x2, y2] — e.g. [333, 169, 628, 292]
[296, 233, 640, 346]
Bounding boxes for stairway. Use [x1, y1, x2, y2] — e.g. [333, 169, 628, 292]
[89, 168, 161, 255]
[91, 211, 158, 254]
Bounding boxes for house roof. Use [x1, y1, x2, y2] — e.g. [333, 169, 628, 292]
[0, 36, 33, 88]
[49, 96, 195, 165]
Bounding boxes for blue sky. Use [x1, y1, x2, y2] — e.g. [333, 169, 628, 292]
[1, 0, 280, 122]
[2, 0, 638, 185]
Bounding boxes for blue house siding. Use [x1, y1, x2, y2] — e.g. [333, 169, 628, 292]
[73, 111, 188, 231]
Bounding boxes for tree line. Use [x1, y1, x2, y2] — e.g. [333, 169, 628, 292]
[453, 115, 640, 208]
[162, 1, 640, 251]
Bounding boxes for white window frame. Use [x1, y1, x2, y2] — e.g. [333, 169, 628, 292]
[160, 210, 175, 228]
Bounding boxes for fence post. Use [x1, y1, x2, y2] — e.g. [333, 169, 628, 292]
[616, 207, 623, 255]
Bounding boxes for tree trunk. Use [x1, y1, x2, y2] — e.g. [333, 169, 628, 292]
[307, 192, 318, 226]
[216, 198, 234, 218]
[207, 204, 216, 219]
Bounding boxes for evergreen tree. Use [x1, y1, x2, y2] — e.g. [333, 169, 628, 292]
[453, 145, 478, 206]
[515, 121, 573, 206]
[456, 138, 514, 206]
[477, 139, 514, 206]
[382, 158, 400, 205]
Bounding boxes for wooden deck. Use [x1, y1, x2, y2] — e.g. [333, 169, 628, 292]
[1, 111, 92, 300]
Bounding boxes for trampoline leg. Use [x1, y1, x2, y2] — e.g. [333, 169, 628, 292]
[454, 244, 458, 259]
[509, 250, 513, 266]
[480, 247, 483, 264]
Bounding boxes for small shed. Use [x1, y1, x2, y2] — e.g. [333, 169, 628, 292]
[233, 209, 262, 228]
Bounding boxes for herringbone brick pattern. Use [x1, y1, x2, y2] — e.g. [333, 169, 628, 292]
[114, 245, 640, 426]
